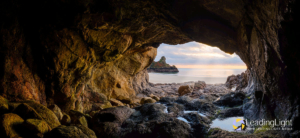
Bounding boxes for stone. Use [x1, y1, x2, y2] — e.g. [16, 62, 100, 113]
[44, 125, 89, 138]
[92, 106, 134, 124]
[0, 113, 24, 138]
[178, 85, 193, 96]
[61, 113, 71, 126]
[183, 113, 210, 137]
[167, 103, 184, 116]
[109, 98, 124, 106]
[0, 96, 9, 115]
[24, 119, 51, 137]
[69, 110, 89, 127]
[213, 92, 246, 107]
[25, 102, 61, 129]
[48, 104, 63, 121]
[150, 94, 160, 101]
[159, 96, 177, 104]
[194, 81, 207, 90]
[140, 97, 156, 104]
[14, 103, 44, 120]
[218, 106, 244, 118]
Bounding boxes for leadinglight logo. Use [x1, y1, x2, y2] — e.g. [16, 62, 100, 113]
[232, 118, 293, 131]
[233, 119, 246, 131]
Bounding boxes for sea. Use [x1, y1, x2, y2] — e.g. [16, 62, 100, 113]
[148, 68, 246, 84]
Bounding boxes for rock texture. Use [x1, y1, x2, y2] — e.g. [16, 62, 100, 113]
[147, 56, 179, 73]
[0, 0, 300, 136]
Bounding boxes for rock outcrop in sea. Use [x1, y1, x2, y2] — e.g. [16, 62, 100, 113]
[147, 56, 179, 73]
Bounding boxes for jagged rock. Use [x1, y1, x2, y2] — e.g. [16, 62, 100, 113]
[0, 113, 24, 138]
[178, 85, 193, 96]
[213, 92, 246, 107]
[218, 106, 244, 118]
[0, 96, 9, 115]
[167, 103, 184, 116]
[225, 70, 249, 91]
[140, 97, 156, 104]
[24, 119, 51, 137]
[147, 56, 179, 73]
[183, 113, 210, 137]
[110, 98, 124, 106]
[48, 104, 63, 121]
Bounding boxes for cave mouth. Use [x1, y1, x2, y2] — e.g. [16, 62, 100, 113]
[148, 41, 247, 84]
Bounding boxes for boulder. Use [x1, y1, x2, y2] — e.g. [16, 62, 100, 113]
[178, 85, 193, 96]
[150, 94, 160, 101]
[24, 119, 51, 137]
[109, 98, 124, 106]
[44, 125, 89, 138]
[0, 96, 9, 115]
[194, 81, 207, 90]
[91, 106, 134, 137]
[69, 110, 89, 127]
[140, 97, 156, 104]
[183, 113, 210, 137]
[20, 102, 61, 129]
[213, 92, 246, 107]
[218, 106, 244, 118]
[0, 113, 24, 138]
[14, 103, 44, 120]
[61, 113, 71, 125]
[159, 96, 177, 104]
[48, 104, 63, 121]
[167, 103, 184, 116]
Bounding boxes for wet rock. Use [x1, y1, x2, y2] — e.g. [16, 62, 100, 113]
[110, 98, 124, 106]
[69, 110, 89, 127]
[48, 104, 63, 121]
[178, 85, 193, 96]
[183, 113, 210, 137]
[167, 103, 184, 116]
[175, 96, 193, 105]
[199, 94, 220, 103]
[24, 119, 51, 137]
[140, 97, 156, 104]
[45, 125, 89, 138]
[159, 96, 177, 104]
[0, 96, 9, 115]
[0, 113, 24, 138]
[213, 92, 246, 107]
[208, 128, 281, 138]
[225, 70, 249, 91]
[218, 106, 244, 118]
[91, 106, 134, 137]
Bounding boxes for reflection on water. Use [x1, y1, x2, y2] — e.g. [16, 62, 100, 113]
[149, 68, 246, 84]
[210, 117, 245, 132]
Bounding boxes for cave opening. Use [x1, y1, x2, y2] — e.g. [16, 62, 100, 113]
[148, 41, 247, 84]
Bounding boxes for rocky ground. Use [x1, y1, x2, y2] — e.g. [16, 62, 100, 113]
[0, 70, 281, 138]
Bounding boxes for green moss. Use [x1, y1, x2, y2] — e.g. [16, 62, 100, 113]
[254, 124, 271, 134]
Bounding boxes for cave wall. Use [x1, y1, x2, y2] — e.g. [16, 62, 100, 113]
[1, 0, 300, 134]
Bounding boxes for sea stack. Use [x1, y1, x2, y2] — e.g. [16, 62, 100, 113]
[147, 56, 179, 73]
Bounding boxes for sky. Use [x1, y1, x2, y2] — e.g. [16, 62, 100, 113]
[154, 42, 247, 69]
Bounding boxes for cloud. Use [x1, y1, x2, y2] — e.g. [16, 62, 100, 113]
[155, 42, 246, 68]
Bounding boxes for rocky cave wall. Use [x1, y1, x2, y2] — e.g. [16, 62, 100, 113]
[1, 0, 300, 133]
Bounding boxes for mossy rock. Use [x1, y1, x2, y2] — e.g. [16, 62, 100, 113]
[0, 96, 9, 115]
[25, 102, 61, 129]
[0, 113, 24, 138]
[75, 124, 97, 138]
[48, 104, 63, 121]
[24, 119, 51, 135]
[100, 101, 113, 109]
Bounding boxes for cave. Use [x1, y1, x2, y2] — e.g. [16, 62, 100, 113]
[0, 0, 300, 137]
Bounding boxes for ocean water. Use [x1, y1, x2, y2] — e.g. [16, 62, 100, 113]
[148, 68, 246, 84]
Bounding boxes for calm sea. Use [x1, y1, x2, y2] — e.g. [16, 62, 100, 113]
[148, 68, 246, 84]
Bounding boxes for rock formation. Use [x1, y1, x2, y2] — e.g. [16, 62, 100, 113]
[0, 0, 300, 137]
[147, 56, 179, 73]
